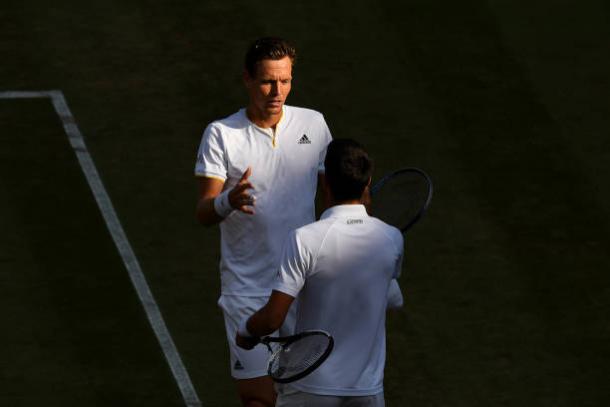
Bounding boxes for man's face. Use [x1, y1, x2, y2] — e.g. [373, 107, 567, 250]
[244, 56, 292, 119]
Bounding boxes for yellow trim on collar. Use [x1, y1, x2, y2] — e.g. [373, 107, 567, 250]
[272, 108, 284, 148]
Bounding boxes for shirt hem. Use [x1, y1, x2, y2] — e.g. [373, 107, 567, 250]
[272, 283, 300, 298]
[231, 368, 270, 380]
[221, 290, 273, 297]
[290, 383, 384, 397]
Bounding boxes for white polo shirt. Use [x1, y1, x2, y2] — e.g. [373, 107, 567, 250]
[273, 204, 404, 396]
[195, 105, 332, 296]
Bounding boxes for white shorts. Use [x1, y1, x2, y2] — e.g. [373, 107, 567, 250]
[275, 384, 385, 407]
[218, 294, 296, 379]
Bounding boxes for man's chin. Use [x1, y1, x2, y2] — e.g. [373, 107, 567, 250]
[265, 106, 283, 115]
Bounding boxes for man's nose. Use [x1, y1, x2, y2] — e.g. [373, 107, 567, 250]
[270, 81, 281, 96]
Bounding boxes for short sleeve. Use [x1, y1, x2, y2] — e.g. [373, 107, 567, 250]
[194, 123, 228, 180]
[273, 231, 311, 298]
[394, 248, 404, 279]
[317, 115, 333, 173]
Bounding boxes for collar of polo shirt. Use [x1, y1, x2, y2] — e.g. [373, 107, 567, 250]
[320, 204, 368, 220]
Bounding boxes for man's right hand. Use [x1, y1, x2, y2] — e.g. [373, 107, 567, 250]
[236, 332, 260, 350]
[229, 167, 256, 214]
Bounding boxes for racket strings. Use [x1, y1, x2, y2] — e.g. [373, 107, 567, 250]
[371, 172, 431, 231]
[268, 335, 330, 380]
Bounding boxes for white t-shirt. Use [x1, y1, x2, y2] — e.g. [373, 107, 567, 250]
[273, 204, 404, 396]
[195, 105, 332, 296]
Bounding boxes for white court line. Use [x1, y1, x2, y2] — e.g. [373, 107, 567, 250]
[0, 90, 202, 407]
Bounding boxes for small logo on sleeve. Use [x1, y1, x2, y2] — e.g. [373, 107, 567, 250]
[297, 134, 311, 144]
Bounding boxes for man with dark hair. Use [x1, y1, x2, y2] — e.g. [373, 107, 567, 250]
[194, 37, 332, 406]
[323, 138, 374, 201]
[236, 139, 404, 407]
[244, 37, 296, 78]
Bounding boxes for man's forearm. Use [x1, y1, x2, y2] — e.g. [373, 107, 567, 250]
[236, 292, 294, 350]
[243, 291, 295, 338]
[246, 305, 285, 337]
[235, 303, 284, 350]
[196, 196, 223, 226]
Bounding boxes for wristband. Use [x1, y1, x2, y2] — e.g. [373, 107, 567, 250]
[238, 318, 255, 339]
[214, 189, 234, 218]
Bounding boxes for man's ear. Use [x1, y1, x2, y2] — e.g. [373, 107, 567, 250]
[363, 177, 373, 214]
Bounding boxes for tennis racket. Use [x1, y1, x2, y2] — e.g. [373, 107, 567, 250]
[261, 330, 334, 383]
[370, 167, 433, 233]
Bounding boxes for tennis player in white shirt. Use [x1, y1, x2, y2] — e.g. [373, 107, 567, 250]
[237, 139, 404, 407]
[195, 37, 332, 407]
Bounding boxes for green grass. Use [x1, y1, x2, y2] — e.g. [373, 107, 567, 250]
[1, 1, 609, 406]
[0, 100, 183, 406]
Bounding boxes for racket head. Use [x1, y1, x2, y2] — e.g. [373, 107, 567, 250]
[370, 167, 433, 233]
[261, 330, 334, 383]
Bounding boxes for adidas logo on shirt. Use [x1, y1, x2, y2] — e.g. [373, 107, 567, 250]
[234, 359, 244, 370]
[297, 134, 311, 144]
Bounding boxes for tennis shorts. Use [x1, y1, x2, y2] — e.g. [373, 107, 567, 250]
[218, 294, 296, 379]
[275, 384, 385, 407]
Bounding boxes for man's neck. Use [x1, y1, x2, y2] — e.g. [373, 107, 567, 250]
[246, 106, 282, 129]
[329, 199, 362, 206]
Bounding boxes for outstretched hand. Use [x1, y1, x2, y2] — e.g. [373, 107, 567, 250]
[229, 167, 256, 214]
